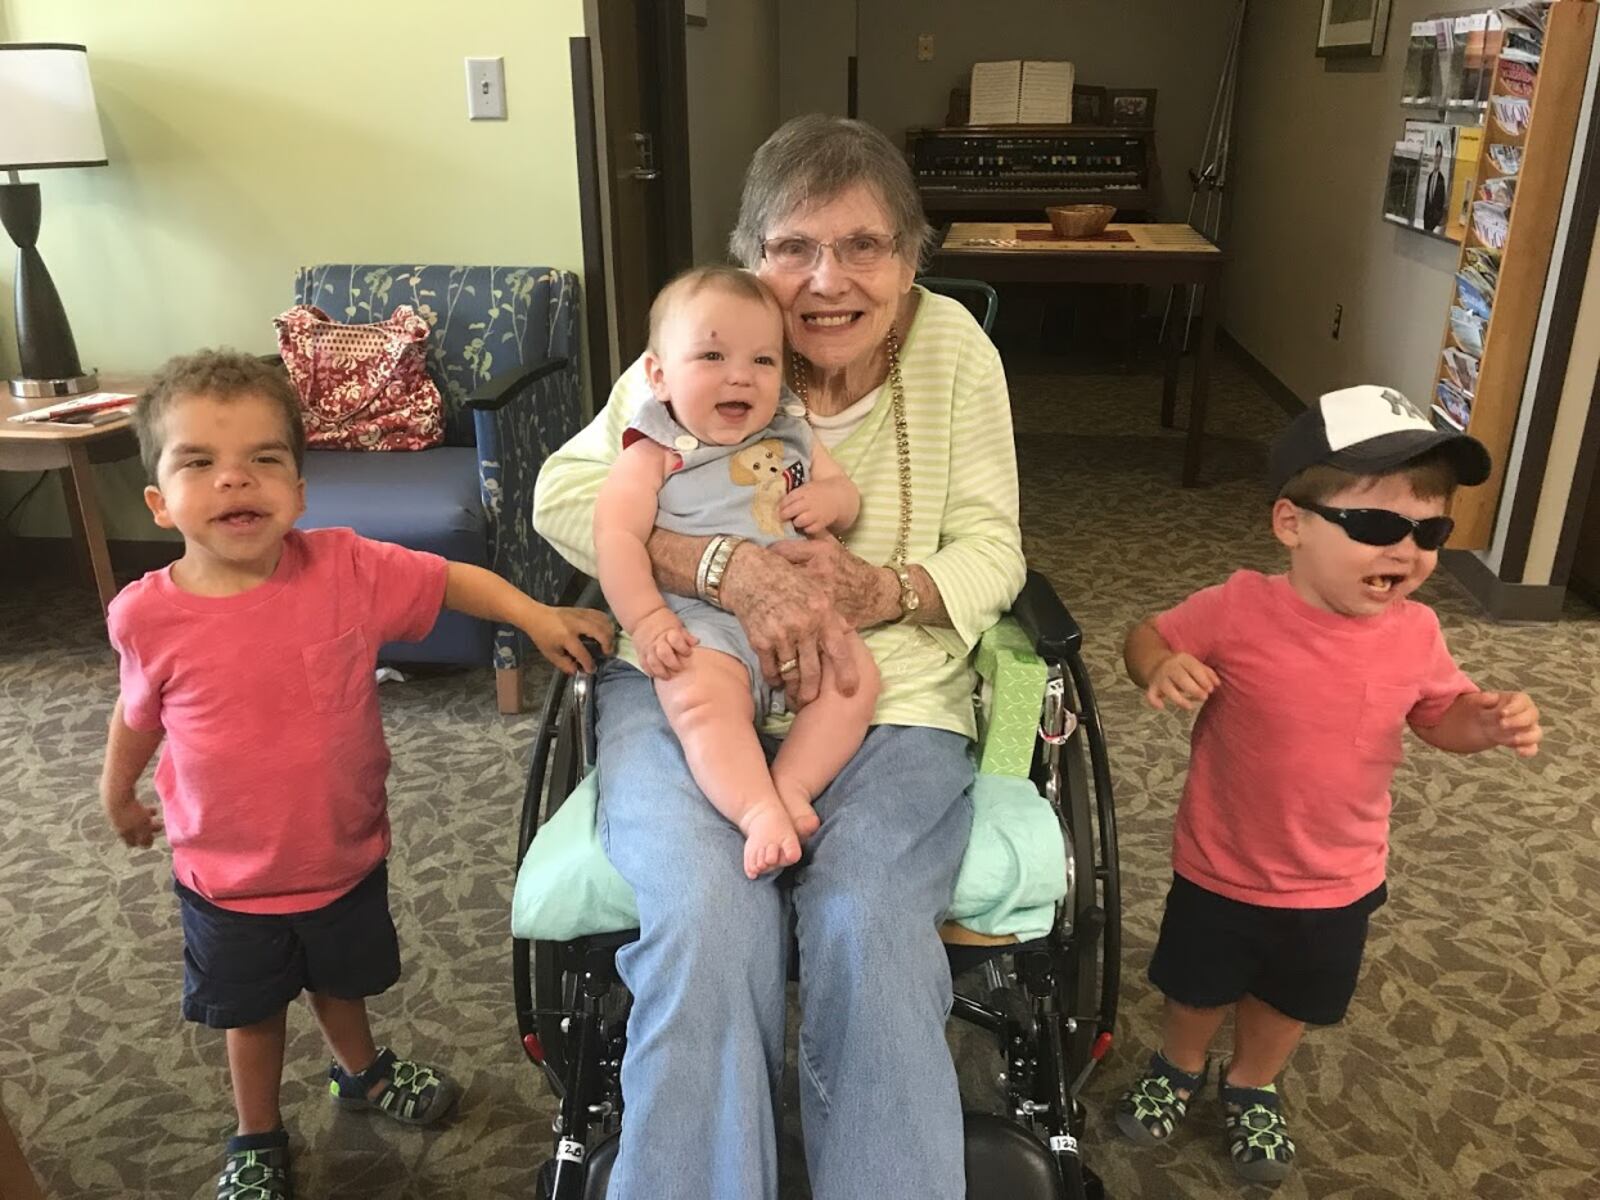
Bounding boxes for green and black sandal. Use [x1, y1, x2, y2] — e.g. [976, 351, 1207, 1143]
[1220, 1071, 1296, 1184]
[328, 1047, 459, 1126]
[1115, 1051, 1207, 1146]
[216, 1128, 292, 1200]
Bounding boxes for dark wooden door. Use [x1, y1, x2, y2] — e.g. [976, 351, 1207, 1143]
[592, 0, 692, 367]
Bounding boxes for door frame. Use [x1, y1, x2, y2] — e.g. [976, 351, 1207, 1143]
[577, 0, 694, 387]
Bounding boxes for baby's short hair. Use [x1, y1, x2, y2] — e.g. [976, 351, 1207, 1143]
[646, 265, 781, 354]
[1279, 447, 1461, 507]
[136, 348, 306, 482]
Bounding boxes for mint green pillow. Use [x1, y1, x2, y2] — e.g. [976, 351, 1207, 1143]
[511, 769, 1067, 944]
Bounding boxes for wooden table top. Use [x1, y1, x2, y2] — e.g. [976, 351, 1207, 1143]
[941, 222, 1223, 257]
[0, 378, 144, 445]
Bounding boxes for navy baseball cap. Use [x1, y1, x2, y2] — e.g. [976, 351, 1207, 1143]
[1269, 385, 1491, 496]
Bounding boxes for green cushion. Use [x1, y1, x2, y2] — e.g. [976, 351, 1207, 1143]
[511, 768, 1068, 945]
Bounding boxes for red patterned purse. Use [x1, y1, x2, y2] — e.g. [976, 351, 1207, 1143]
[273, 304, 445, 451]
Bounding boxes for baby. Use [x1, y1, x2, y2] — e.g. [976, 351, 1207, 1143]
[594, 266, 879, 878]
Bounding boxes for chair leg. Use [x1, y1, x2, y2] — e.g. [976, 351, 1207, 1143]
[497, 665, 526, 715]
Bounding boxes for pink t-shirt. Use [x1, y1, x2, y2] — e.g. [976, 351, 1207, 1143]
[1154, 570, 1474, 909]
[107, 528, 447, 914]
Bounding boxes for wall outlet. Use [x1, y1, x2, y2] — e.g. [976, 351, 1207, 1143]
[1330, 303, 1343, 340]
[466, 56, 506, 120]
[917, 33, 935, 61]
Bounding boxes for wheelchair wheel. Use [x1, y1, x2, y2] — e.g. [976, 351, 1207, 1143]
[515, 667, 589, 1093]
[1055, 704, 1101, 1079]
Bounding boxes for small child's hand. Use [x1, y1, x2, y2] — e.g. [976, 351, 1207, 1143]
[779, 483, 839, 535]
[1144, 652, 1220, 712]
[105, 789, 163, 848]
[1468, 690, 1542, 757]
[632, 607, 698, 679]
[527, 605, 615, 674]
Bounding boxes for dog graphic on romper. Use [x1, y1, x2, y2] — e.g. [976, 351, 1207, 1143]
[730, 438, 788, 536]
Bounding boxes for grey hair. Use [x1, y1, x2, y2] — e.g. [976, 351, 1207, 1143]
[729, 114, 934, 271]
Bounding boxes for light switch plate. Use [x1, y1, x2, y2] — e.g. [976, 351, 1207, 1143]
[917, 33, 935, 61]
[466, 56, 506, 120]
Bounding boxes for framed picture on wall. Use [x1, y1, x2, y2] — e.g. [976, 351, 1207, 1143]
[1105, 88, 1156, 128]
[1317, 0, 1393, 57]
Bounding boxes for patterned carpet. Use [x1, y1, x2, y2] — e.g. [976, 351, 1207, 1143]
[2, 345, 1597, 1199]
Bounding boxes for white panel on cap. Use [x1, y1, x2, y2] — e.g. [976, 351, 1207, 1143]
[1321, 385, 1431, 451]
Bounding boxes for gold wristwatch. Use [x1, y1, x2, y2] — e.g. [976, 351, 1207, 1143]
[891, 563, 920, 619]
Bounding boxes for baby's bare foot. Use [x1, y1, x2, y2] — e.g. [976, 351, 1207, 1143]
[773, 776, 821, 841]
[739, 803, 801, 880]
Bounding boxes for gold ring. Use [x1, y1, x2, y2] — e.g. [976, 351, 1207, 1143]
[778, 657, 800, 675]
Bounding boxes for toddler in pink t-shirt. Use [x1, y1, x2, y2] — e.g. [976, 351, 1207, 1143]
[99, 349, 612, 1200]
[1113, 386, 1542, 1184]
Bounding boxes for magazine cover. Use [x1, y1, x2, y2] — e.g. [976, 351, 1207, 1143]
[1446, 125, 1485, 241]
[1384, 137, 1422, 225]
[1407, 121, 1457, 233]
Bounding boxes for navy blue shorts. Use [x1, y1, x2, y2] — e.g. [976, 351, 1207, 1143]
[175, 861, 401, 1029]
[1147, 873, 1388, 1026]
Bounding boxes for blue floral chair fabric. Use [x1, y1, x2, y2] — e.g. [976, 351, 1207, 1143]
[292, 264, 582, 708]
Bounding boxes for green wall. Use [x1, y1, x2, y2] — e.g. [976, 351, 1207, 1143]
[1, 0, 586, 539]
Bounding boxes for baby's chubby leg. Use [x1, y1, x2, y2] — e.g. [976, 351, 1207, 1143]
[772, 632, 881, 838]
[656, 648, 799, 879]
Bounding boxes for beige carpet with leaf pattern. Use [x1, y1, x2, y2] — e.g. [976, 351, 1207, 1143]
[3, 347, 1596, 1199]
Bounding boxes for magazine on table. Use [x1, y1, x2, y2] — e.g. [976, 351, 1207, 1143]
[6, 391, 137, 424]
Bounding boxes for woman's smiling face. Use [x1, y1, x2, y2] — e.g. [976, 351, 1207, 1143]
[754, 183, 916, 372]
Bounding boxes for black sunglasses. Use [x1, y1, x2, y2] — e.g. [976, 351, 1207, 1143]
[1300, 502, 1455, 551]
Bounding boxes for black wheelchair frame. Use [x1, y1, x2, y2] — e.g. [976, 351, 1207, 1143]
[512, 570, 1121, 1200]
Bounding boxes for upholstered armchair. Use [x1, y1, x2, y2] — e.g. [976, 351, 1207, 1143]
[292, 264, 582, 713]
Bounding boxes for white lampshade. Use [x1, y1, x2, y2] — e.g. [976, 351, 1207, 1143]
[0, 43, 108, 171]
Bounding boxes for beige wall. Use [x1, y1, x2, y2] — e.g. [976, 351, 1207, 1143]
[0, 0, 585, 538]
[777, 0, 855, 122]
[687, 0, 780, 263]
[848, 0, 1239, 221]
[1225, 0, 1488, 413]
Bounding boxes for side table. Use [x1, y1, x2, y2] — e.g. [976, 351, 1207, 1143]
[1, 378, 146, 614]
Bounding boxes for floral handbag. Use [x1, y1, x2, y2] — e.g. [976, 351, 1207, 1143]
[273, 304, 445, 451]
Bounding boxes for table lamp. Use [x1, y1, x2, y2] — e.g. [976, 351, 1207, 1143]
[0, 43, 107, 398]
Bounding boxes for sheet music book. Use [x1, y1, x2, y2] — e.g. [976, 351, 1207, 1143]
[968, 59, 1074, 124]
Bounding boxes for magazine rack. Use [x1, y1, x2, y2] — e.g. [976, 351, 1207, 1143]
[1429, 0, 1596, 548]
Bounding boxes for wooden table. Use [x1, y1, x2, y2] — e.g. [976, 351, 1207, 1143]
[928, 222, 1226, 486]
[1, 391, 140, 613]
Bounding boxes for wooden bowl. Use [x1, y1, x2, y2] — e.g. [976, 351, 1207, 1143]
[1046, 204, 1115, 239]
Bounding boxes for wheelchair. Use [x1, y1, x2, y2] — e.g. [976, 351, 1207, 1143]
[511, 567, 1121, 1200]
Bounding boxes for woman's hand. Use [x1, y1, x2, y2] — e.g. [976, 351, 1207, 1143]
[769, 537, 899, 630]
[720, 544, 861, 705]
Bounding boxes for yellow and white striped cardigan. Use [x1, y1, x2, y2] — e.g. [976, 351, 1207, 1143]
[533, 288, 1025, 738]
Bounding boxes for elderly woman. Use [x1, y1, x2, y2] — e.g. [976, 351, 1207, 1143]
[533, 114, 1025, 1198]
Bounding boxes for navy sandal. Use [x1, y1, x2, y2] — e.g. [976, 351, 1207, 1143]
[1115, 1051, 1207, 1146]
[216, 1128, 292, 1200]
[328, 1046, 458, 1126]
[1220, 1068, 1296, 1184]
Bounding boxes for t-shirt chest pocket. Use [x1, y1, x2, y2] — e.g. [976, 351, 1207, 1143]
[301, 627, 371, 715]
[1354, 683, 1417, 762]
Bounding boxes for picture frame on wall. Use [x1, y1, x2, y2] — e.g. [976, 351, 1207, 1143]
[1105, 88, 1156, 128]
[1317, 0, 1393, 57]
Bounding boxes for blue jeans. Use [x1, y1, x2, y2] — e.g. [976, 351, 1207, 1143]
[595, 660, 974, 1200]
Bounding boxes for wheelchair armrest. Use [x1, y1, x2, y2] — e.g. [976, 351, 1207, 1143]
[464, 356, 571, 411]
[1009, 569, 1082, 661]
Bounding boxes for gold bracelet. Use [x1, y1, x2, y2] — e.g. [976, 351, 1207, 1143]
[703, 534, 746, 609]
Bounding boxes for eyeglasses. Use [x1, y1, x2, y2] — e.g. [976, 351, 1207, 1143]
[759, 232, 900, 273]
[1300, 502, 1455, 551]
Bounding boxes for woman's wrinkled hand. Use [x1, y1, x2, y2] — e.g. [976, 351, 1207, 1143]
[769, 537, 895, 631]
[720, 544, 860, 705]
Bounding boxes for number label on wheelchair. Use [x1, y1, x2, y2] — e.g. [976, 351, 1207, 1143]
[556, 1138, 586, 1164]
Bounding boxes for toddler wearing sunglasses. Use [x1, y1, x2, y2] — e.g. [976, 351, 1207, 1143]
[1113, 385, 1542, 1183]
